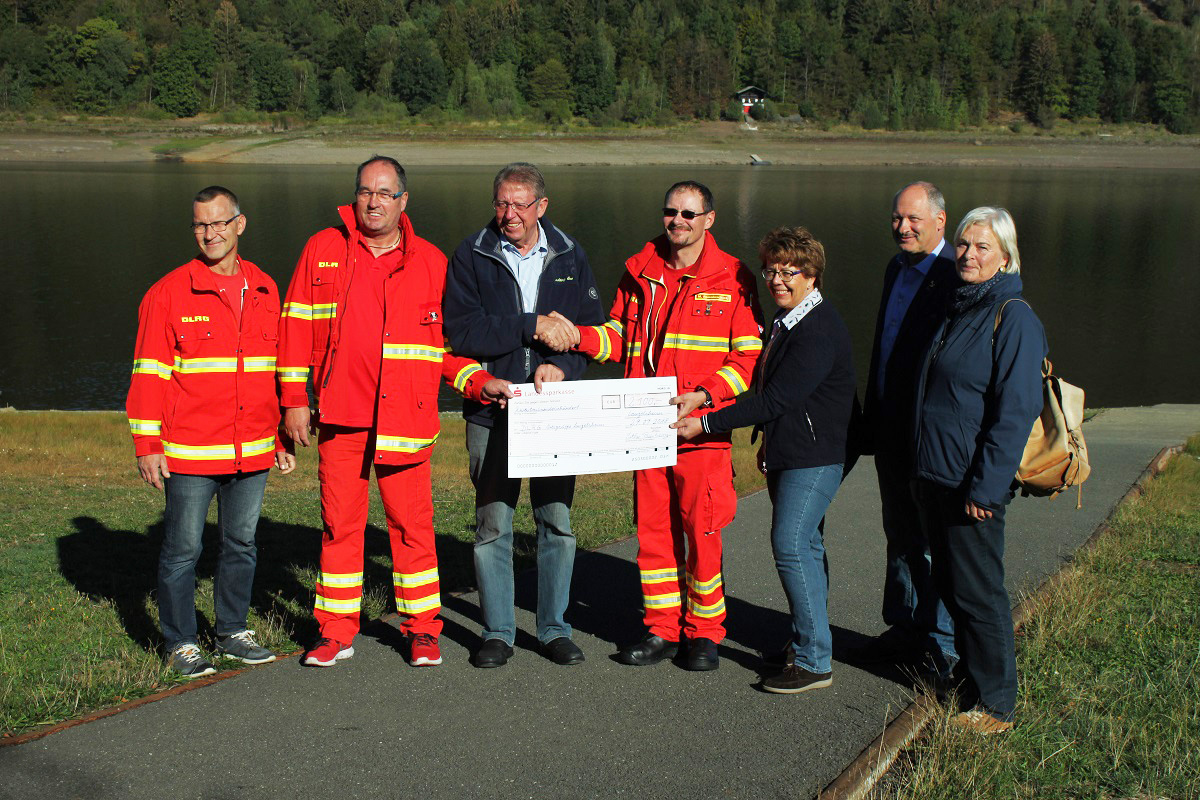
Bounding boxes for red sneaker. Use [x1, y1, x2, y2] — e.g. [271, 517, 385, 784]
[409, 633, 442, 666]
[303, 637, 354, 667]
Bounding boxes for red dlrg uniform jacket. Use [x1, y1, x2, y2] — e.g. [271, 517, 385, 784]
[576, 232, 764, 448]
[126, 258, 283, 475]
[277, 207, 494, 465]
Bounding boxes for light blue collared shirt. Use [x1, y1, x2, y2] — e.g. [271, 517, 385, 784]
[877, 239, 945, 396]
[500, 224, 549, 314]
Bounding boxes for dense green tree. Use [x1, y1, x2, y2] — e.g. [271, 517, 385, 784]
[572, 28, 616, 117]
[1015, 28, 1068, 126]
[526, 57, 571, 106]
[327, 64, 353, 112]
[247, 37, 293, 111]
[1097, 23, 1136, 121]
[153, 43, 201, 115]
[393, 28, 446, 112]
[0, 0, 1196, 131]
[1069, 42, 1103, 120]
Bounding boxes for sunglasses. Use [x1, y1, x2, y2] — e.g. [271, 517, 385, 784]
[662, 207, 710, 220]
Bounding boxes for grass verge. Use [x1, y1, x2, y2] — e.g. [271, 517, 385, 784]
[871, 434, 1200, 800]
[0, 410, 764, 737]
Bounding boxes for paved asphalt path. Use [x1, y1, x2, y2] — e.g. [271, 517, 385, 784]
[3, 405, 1197, 800]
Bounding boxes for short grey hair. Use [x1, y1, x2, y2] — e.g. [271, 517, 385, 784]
[493, 162, 546, 199]
[893, 181, 945, 215]
[194, 185, 241, 216]
[954, 206, 1021, 275]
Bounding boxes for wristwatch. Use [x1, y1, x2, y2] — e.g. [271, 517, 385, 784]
[699, 387, 714, 408]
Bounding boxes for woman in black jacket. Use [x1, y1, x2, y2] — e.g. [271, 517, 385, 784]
[674, 226, 856, 694]
[913, 206, 1046, 733]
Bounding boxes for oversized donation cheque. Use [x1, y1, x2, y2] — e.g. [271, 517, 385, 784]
[507, 376, 678, 478]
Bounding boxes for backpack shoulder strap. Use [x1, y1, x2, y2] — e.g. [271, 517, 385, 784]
[992, 297, 1031, 347]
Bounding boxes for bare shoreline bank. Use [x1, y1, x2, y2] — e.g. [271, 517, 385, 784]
[2, 127, 1198, 169]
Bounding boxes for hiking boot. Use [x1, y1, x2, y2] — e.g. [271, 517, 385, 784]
[303, 637, 354, 667]
[762, 665, 833, 694]
[166, 643, 217, 679]
[952, 710, 1014, 734]
[408, 633, 443, 667]
[215, 630, 276, 665]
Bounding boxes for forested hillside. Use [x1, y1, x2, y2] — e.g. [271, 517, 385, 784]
[1, 0, 1196, 132]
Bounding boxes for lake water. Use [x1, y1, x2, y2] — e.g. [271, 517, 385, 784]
[1, 162, 1197, 411]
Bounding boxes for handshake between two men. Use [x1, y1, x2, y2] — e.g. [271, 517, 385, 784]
[532, 310, 712, 424]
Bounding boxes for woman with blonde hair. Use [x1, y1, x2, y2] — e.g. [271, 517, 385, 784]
[912, 206, 1046, 732]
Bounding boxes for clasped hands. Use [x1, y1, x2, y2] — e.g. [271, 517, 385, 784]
[534, 311, 580, 352]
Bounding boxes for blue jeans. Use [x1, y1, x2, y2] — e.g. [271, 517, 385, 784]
[467, 421, 576, 645]
[159, 470, 268, 650]
[766, 464, 843, 675]
[914, 479, 1017, 721]
[876, 447, 957, 673]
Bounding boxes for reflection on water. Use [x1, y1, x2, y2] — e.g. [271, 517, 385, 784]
[1, 162, 1197, 410]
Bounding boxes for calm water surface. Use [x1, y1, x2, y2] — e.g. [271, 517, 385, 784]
[1, 162, 1197, 410]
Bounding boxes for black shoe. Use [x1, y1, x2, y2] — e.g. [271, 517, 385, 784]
[617, 634, 678, 666]
[685, 637, 720, 671]
[472, 638, 514, 668]
[541, 637, 585, 665]
[762, 665, 833, 694]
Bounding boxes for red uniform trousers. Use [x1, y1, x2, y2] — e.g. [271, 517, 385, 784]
[314, 425, 442, 643]
[634, 446, 737, 643]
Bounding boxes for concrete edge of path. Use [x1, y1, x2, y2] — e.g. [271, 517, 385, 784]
[816, 442, 1185, 800]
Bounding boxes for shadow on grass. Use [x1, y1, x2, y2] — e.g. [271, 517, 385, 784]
[57, 512, 910, 686]
[56, 514, 477, 654]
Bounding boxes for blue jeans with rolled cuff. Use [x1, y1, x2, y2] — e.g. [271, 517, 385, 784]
[158, 470, 268, 651]
[766, 463, 844, 675]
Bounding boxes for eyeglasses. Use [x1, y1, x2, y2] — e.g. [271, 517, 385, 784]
[191, 215, 241, 234]
[493, 199, 541, 212]
[761, 267, 806, 282]
[356, 188, 403, 202]
[663, 207, 710, 220]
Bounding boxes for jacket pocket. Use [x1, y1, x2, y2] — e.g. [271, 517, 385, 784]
[692, 469, 737, 532]
[918, 412, 977, 484]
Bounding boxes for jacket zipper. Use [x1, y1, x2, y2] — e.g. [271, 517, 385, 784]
[805, 411, 816, 443]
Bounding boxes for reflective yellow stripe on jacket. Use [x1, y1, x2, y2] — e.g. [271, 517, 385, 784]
[128, 418, 162, 436]
[375, 434, 438, 454]
[133, 357, 173, 380]
[383, 344, 444, 362]
[452, 363, 483, 393]
[276, 365, 309, 385]
[175, 357, 238, 374]
[242, 356, 276, 373]
[283, 302, 337, 320]
[663, 332, 729, 352]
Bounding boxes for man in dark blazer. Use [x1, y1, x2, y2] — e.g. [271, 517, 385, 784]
[856, 181, 958, 677]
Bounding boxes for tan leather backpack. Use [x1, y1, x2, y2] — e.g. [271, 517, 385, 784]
[995, 300, 1092, 506]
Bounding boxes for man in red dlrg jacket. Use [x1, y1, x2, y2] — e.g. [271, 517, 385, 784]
[278, 156, 511, 668]
[127, 186, 294, 679]
[562, 181, 764, 671]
